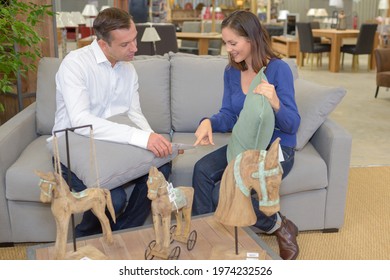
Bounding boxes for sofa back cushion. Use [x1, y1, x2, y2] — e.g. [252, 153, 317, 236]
[170, 53, 227, 132]
[294, 79, 346, 150]
[36, 57, 62, 135]
[282, 58, 299, 80]
[132, 55, 171, 134]
[35, 55, 171, 136]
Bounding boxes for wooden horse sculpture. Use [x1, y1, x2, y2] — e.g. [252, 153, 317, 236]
[36, 170, 116, 259]
[214, 138, 283, 227]
[146, 166, 195, 259]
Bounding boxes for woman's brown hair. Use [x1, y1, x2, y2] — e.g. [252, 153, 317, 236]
[221, 10, 278, 72]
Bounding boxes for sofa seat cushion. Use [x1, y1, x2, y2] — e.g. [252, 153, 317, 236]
[171, 132, 231, 187]
[6, 136, 54, 202]
[280, 142, 328, 195]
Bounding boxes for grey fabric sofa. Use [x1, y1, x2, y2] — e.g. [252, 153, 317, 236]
[0, 53, 352, 244]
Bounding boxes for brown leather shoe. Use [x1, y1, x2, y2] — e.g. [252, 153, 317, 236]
[274, 215, 299, 260]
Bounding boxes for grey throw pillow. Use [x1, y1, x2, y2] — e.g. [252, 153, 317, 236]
[294, 79, 346, 150]
[50, 114, 177, 190]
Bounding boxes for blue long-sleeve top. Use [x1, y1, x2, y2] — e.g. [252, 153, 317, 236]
[209, 58, 301, 148]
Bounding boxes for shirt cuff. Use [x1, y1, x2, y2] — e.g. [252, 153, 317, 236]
[130, 129, 151, 149]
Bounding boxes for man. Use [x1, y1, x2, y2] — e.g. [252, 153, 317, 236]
[52, 7, 172, 237]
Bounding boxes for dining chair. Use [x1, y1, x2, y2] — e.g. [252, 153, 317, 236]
[340, 23, 378, 71]
[310, 21, 321, 44]
[296, 22, 331, 69]
[178, 21, 201, 55]
[374, 48, 390, 98]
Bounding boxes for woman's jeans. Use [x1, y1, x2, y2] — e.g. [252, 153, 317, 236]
[192, 144, 294, 232]
[57, 160, 171, 238]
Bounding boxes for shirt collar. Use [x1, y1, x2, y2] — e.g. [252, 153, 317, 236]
[91, 39, 108, 64]
[91, 39, 125, 68]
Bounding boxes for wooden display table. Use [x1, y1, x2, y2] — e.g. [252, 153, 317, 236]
[176, 32, 222, 55]
[271, 36, 298, 58]
[27, 215, 280, 260]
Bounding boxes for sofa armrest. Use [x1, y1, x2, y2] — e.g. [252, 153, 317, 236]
[310, 118, 352, 230]
[0, 102, 37, 242]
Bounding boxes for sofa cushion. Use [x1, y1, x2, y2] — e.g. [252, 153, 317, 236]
[36, 57, 62, 135]
[170, 53, 228, 132]
[36, 56, 171, 136]
[280, 142, 328, 195]
[6, 136, 54, 202]
[171, 132, 231, 187]
[52, 131, 177, 190]
[282, 58, 299, 80]
[294, 79, 346, 150]
[49, 113, 175, 190]
[227, 68, 274, 163]
[132, 55, 171, 134]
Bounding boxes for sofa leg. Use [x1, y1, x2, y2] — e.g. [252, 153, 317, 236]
[375, 86, 379, 98]
[323, 228, 339, 233]
[0, 242, 14, 248]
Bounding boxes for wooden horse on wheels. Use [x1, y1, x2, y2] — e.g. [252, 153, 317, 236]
[145, 166, 196, 260]
[214, 138, 283, 227]
[36, 171, 116, 259]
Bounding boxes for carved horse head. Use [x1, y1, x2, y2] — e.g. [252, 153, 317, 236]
[36, 170, 58, 203]
[147, 166, 166, 201]
[214, 138, 283, 227]
[239, 138, 283, 216]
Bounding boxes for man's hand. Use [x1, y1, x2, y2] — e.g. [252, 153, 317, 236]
[147, 133, 172, 158]
[194, 118, 214, 146]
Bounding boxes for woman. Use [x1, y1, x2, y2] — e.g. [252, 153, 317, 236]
[192, 11, 301, 260]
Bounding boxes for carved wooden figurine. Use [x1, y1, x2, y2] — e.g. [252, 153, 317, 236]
[214, 138, 283, 227]
[36, 171, 115, 259]
[145, 166, 195, 260]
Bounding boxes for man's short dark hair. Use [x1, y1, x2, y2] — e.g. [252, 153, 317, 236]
[93, 7, 133, 45]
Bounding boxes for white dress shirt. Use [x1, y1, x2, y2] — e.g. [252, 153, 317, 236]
[52, 40, 152, 149]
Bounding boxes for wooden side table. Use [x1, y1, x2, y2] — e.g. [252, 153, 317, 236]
[271, 36, 298, 58]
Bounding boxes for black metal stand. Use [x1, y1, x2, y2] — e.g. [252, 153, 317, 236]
[53, 124, 92, 252]
[235, 226, 238, 255]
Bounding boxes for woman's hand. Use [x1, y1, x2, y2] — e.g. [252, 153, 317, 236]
[194, 118, 214, 146]
[254, 79, 280, 112]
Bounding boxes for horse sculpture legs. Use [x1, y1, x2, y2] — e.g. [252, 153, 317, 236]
[53, 211, 71, 260]
[172, 187, 194, 243]
[151, 213, 171, 257]
[89, 190, 115, 244]
[51, 193, 115, 260]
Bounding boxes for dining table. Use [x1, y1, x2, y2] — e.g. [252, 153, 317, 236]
[308, 29, 378, 72]
[176, 32, 222, 55]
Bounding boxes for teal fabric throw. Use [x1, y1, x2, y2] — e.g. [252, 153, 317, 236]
[227, 67, 275, 163]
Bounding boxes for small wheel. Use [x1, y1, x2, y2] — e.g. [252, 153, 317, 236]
[187, 230, 197, 251]
[144, 240, 156, 260]
[170, 225, 177, 244]
[168, 245, 181, 260]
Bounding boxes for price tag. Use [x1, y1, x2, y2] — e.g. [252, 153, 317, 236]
[167, 182, 176, 202]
